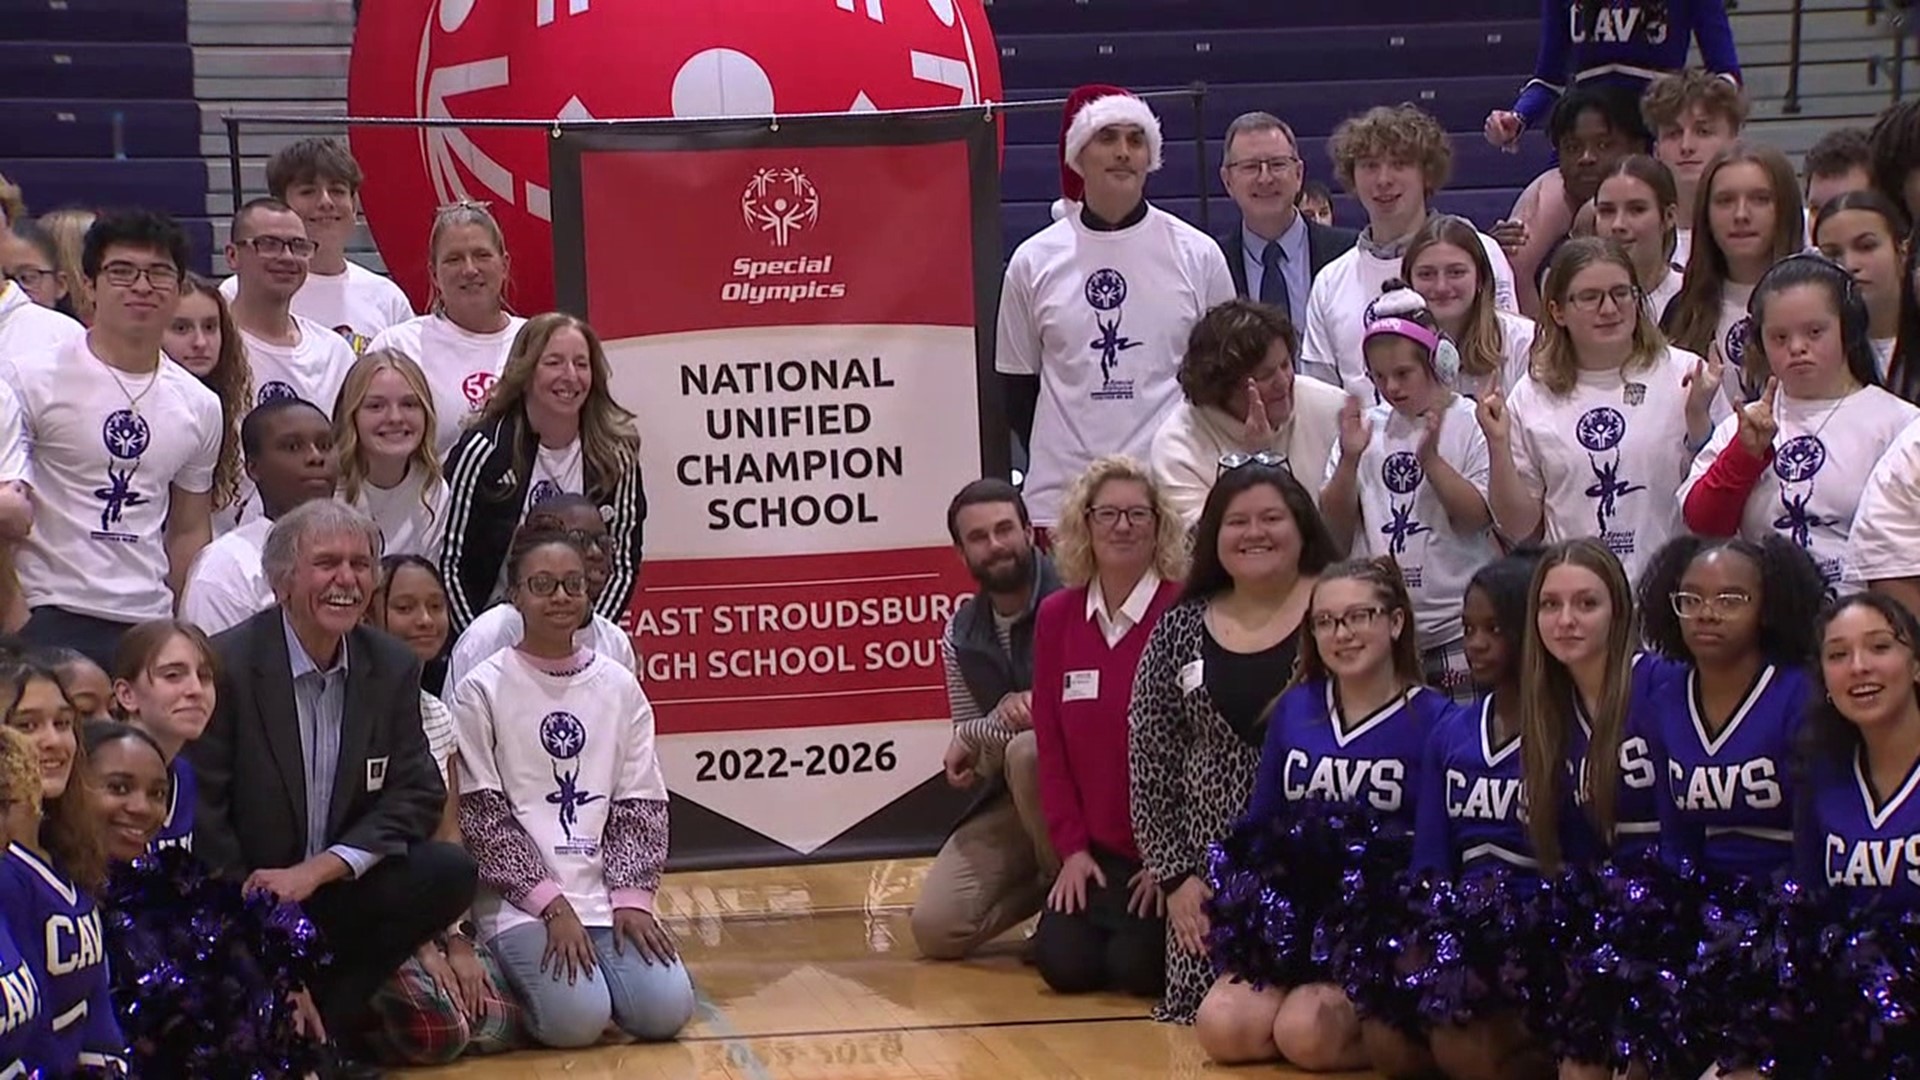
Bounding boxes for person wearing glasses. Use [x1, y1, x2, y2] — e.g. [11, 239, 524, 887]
[1150, 299, 1345, 527]
[1028, 456, 1184, 998]
[1128, 460, 1337, 1025]
[1479, 237, 1721, 589]
[2, 220, 71, 313]
[444, 494, 637, 695]
[3, 210, 221, 665]
[1215, 112, 1357, 322]
[226, 198, 357, 417]
[1631, 534, 1824, 1072]
[0, 219, 82, 362]
[451, 524, 694, 1049]
[1678, 254, 1916, 593]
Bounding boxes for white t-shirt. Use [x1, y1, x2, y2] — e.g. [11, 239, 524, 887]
[0, 383, 29, 490]
[0, 283, 82, 364]
[1647, 268, 1684, 323]
[1327, 394, 1498, 647]
[1507, 346, 1710, 587]
[1148, 375, 1347, 526]
[445, 605, 638, 697]
[1875, 338, 1897, 382]
[995, 205, 1235, 526]
[178, 515, 274, 635]
[1715, 280, 1757, 392]
[221, 262, 413, 355]
[1847, 414, 1920, 584]
[1679, 385, 1919, 589]
[453, 649, 666, 940]
[368, 313, 526, 460]
[1299, 229, 1518, 401]
[353, 465, 447, 560]
[6, 338, 222, 621]
[238, 314, 356, 415]
[1455, 310, 1537, 402]
[1673, 227, 1694, 272]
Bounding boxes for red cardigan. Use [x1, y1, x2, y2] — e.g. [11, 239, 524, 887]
[1030, 578, 1181, 863]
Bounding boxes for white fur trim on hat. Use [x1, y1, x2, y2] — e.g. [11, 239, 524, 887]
[1063, 94, 1163, 177]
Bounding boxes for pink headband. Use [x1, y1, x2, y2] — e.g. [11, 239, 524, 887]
[1364, 317, 1442, 355]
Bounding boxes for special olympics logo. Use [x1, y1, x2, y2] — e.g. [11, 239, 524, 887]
[1773, 434, 1828, 484]
[742, 167, 820, 247]
[1576, 406, 1628, 453]
[1382, 451, 1424, 496]
[102, 409, 150, 462]
[539, 711, 587, 761]
[529, 479, 564, 507]
[1725, 316, 1751, 369]
[462, 371, 497, 409]
[1084, 268, 1128, 311]
[257, 381, 298, 405]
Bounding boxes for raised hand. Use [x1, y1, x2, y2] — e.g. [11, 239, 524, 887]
[1243, 377, 1275, 445]
[1338, 393, 1372, 458]
[1484, 109, 1524, 149]
[1684, 348, 1726, 419]
[1475, 373, 1511, 444]
[1735, 376, 1780, 457]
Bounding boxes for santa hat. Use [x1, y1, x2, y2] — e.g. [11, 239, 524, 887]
[1051, 84, 1164, 220]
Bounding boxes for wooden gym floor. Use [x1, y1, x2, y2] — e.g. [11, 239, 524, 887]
[405, 857, 1377, 1079]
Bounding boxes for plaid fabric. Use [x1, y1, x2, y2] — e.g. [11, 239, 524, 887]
[363, 944, 527, 1066]
[1422, 639, 1477, 704]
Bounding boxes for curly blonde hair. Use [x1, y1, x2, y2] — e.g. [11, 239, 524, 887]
[0, 725, 35, 826]
[1329, 103, 1454, 198]
[1048, 456, 1187, 588]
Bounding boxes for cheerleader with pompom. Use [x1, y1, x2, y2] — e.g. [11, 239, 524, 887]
[1634, 536, 1827, 1074]
[1195, 558, 1448, 1075]
[1787, 592, 1920, 1077]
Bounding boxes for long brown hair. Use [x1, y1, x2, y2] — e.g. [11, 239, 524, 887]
[108, 619, 218, 720]
[1599, 154, 1681, 267]
[1403, 214, 1507, 379]
[478, 312, 641, 499]
[1532, 237, 1667, 396]
[174, 273, 251, 513]
[332, 349, 444, 516]
[1293, 557, 1424, 692]
[1663, 141, 1807, 357]
[1518, 539, 1637, 869]
[3, 660, 105, 892]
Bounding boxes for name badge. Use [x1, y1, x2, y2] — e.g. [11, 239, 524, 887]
[1063, 669, 1100, 702]
[367, 757, 389, 792]
[1179, 659, 1204, 694]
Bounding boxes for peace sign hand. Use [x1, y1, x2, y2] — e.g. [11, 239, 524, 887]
[1684, 348, 1726, 420]
[1735, 376, 1780, 457]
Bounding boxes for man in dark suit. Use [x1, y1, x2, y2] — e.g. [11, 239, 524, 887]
[1217, 111, 1359, 322]
[189, 498, 476, 1079]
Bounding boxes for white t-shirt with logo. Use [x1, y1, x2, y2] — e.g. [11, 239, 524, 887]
[5, 338, 222, 621]
[1647, 268, 1684, 323]
[178, 515, 274, 635]
[488, 437, 587, 604]
[352, 464, 447, 561]
[1715, 280, 1757, 395]
[1455, 310, 1537, 402]
[1875, 338, 1897, 382]
[0, 283, 82, 365]
[445, 606, 638, 698]
[1299, 230, 1519, 402]
[1679, 384, 1919, 589]
[1673, 228, 1694, 272]
[995, 206, 1235, 526]
[1847, 415, 1920, 585]
[238, 314, 356, 416]
[368, 313, 526, 460]
[452, 649, 665, 941]
[1326, 393, 1498, 647]
[221, 262, 413, 355]
[1507, 346, 1712, 587]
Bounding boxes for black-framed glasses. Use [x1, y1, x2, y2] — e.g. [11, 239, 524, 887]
[1218, 450, 1291, 474]
[1225, 157, 1301, 177]
[4, 268, 58, 289]
[99, 261, 181, 289]
[1671, 591, 1754, 618]
[1088, 505, 1155, 528]
[1565, 284, 1639, 312]
[519, 572, 589, 598]
[239, 235, 316, 259]
[1309, 606, 1388, 637]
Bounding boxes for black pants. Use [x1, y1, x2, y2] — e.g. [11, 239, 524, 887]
[20, 606, 133, 671]
[302, 841, 478, 1035]
[1032, 846, 1165, 998]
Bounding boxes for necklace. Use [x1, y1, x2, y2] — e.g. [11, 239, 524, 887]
[1793, 384, 1858, 444]
[98, 352, 162, 418]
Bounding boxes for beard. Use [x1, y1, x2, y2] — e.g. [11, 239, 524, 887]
[968, 546, 1033, 594]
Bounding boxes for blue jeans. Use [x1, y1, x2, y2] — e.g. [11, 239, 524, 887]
[489, 921, 696, 1049]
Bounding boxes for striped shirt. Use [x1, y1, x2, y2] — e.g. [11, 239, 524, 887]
[943, 609, 1018, 753]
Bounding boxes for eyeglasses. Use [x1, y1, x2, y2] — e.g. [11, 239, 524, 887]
[1309, 606, 1388, 637]
[1089, 505, 1155, 528]
[4, 268, 57, 289]
[1671, 591, 1754, 618]
[1565, 285, 1639, 312]
[1226, 157, 1301, 178]
[562, 527, 612, 552]
[1218, 451, 1291, 474]
[98, 261, 181, 289]
[239, 235, 317, 259]
[519, 572, 589, 598]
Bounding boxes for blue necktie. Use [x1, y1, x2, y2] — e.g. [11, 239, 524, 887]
[1260, 239, 1291, 319]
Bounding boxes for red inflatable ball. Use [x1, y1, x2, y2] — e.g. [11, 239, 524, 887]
[347, 0, 1002, 313]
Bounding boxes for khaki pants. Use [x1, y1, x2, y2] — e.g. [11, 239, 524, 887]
[910, 730, 1060, 960]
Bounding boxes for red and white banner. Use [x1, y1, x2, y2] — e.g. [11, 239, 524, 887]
[550, 113, 1005, 866]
